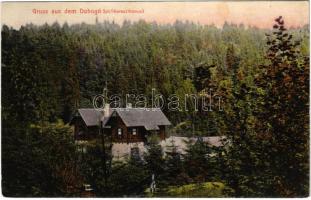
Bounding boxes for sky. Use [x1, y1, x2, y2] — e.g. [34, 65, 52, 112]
[1, 1, 309, 29]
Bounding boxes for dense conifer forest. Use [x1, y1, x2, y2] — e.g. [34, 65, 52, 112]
[2, 17, 309, 197]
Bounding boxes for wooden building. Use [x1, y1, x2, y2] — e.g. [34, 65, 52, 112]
[70, 106, 171, 143]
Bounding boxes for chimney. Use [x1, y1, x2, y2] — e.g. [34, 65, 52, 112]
[104, 103, 110, 117]
[126, 103, 132, 109]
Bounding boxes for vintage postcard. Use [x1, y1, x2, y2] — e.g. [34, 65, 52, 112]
[1, 1, 309, 197]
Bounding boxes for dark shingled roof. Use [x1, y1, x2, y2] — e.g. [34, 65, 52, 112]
[77, 108, 103, 126]
[115, 108, 171, 130]
[75, 108, 171, 130]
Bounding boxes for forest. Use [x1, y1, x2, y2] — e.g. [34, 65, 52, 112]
[1, 16, 309, 197]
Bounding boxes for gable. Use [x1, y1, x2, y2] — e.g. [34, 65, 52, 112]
[104, 111, 127, 128]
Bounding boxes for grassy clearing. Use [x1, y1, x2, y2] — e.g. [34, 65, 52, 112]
[146, 182, 231, 197]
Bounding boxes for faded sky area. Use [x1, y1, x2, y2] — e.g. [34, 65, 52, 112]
[1, 1, 309, 29]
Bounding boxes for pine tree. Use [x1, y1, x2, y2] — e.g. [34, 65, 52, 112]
[255, 16, 309, 197]
[164, 138, 188, 186]
[184, 138, 210, 183]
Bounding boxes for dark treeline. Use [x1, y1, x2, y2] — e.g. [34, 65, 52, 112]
[2, 20, 308, 133]
[1, 18, 309, 197]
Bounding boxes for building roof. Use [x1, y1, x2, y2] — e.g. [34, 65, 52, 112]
[114, 108, 171, 130]
[160, 136, 228, 155]
[76, 108, 103, 126]
[73, 108, 171, 130]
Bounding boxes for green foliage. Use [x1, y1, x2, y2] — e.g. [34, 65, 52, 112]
[80, 142, 149, 197]
[104, 160, 149, 197]
[166, 182, 228, 197]
[219, 16, 309, 197]
[1, 18, 309, 197]
[254, 16, 309, 197]
[146, 181, 230, 197]
[163, 138, 189, 185]
[144, 137, 165, 177]
[2, 121, 82, 197]
[3, 20, 307, 126]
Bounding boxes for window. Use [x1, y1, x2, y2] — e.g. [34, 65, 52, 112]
[132, 128, 137, 136]
[118, 128, 122, 136]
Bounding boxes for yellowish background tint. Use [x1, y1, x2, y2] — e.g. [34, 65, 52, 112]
[1, 1, 309, 29]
